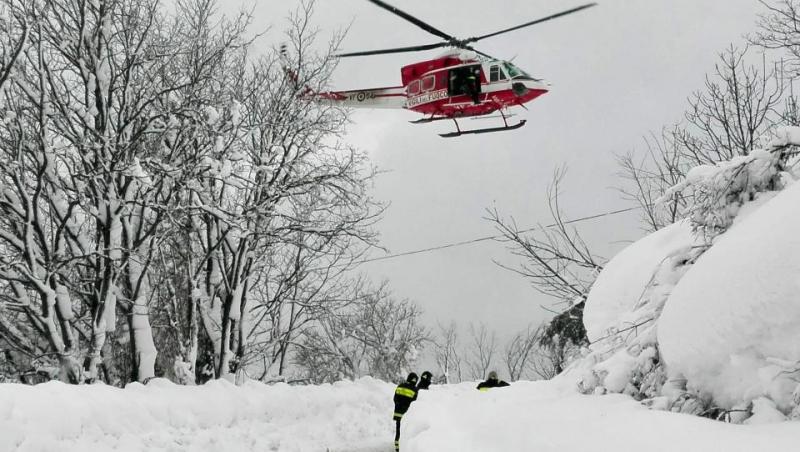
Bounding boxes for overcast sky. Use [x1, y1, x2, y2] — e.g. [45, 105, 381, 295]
[222, 0, 765, 344]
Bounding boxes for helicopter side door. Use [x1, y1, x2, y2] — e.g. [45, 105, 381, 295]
[447, 64, 482, 98]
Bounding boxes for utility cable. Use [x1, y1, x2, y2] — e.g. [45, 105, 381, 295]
[350, 205, 640, 267]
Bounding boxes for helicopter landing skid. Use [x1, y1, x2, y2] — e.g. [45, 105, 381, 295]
[409, 116, 451, 124]
[439, 118, 527, 138]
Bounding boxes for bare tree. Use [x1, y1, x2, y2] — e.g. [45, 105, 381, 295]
[433, 321, 462, 383]
[488, 168, 603, 306]
[618, 45, 788, 232]
[617, 130, 687, 232]
[756, 0, 800, 75]
[504, 324, 540, 381]
[466, 322, 497, 380]
[295, 282, 428, 384]
[487, 169, 598, 376]
[528, 337, 562, 381]
[0, 0, 33, 94]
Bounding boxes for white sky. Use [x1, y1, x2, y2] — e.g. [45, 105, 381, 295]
[222, 0, 765, 343]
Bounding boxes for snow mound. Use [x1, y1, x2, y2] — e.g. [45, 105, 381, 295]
[0, 377, 393, 452]
[583, 220, 699, 342]
[403, 380, 800, 451]
[658, 180, 800, 411]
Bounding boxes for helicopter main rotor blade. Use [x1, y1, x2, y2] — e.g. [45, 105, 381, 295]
[463, 45, 498, 60]
[466, 2, 597, 43]
[366, 0, 456, 41]
[336, 42, 448, 58]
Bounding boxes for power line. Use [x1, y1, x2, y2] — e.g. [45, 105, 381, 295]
[351, 206, 640, 267]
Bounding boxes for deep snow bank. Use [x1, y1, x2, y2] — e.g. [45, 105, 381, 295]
[659, 179, 800, 411]
[572, 135, 800, 420]
[567, 220, 702, 400]
[2, 378, 799, 452]
[0, 377, 394, 452]
[583, 220, 699, 343]
[403, 380, 800, 451]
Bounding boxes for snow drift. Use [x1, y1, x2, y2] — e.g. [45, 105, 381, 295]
[2, 377, 799, 452]
[572, 131, 800, 421]
[0, 377, 393, 452]
[583, 220, 700, 343]
[658, 179, 800, 413]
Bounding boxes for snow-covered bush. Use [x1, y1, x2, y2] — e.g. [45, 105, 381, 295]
[569, 220, 703, 402]
[659, 174, 800, 416]
[569, 128, 800, 423]
[659, 139, 796, 241]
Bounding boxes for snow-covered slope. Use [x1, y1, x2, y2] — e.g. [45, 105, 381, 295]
[3, 378, 799, 452]
[659, 179, 800, 412]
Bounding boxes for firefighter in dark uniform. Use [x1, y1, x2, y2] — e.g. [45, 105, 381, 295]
[417, 371, 433, 391]
[393, 372, 418, 451]
[476, 370, 510, 391]
[464, 66, 481, 104]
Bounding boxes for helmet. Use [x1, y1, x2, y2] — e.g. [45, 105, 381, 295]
[488, 371, 498, 380]
[420, 371, 432, 380]
[406, 372, 419, 384]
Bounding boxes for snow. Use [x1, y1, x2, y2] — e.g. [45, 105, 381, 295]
[582, 220, 700, 343]
[1, 378, 798, 452]
[658, 179, 800, 410]
[769, 125, 800, 147]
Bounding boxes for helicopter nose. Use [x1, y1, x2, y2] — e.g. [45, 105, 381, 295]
[516, 79, 549, 95]
[512, 79, 550, 103]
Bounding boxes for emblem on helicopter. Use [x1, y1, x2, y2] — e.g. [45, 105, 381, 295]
[407, 89, 449, 108]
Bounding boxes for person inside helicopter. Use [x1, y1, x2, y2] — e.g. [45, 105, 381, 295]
[448, 65, 481, 104]
[464, 66, 481, 104]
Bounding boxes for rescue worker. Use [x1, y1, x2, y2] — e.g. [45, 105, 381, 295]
[476, 370, 510, 391]
[417, 371, 433, 391]
[393, 372, 418, 452]
[464, 67, 481, 104]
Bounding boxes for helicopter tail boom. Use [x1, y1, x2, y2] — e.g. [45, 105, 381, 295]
[316, 86, 407, 109]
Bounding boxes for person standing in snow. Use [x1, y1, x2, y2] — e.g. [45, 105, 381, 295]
[393, 372, 419, 452]
[417, 371, 433, 391]
[476, 370, 510, 391]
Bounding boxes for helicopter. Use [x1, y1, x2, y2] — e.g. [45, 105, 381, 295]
[294, 0, 597, 138]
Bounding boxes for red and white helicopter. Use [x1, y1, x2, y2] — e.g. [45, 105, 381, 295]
[310, 0, 597, 137]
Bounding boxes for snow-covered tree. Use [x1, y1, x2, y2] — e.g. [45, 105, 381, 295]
[0, 0, 381, 386]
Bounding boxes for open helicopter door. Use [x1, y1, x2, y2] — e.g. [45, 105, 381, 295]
[447, 64, 482, 103]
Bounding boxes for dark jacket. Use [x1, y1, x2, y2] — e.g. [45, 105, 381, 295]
[393, 381, 418, 419]
[476, 377, 510, 391]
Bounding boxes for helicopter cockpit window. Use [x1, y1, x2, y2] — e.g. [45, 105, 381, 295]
[489, 65, 507, 82]
[408, 80, 421, 96]
[503, 62, 531, 79]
